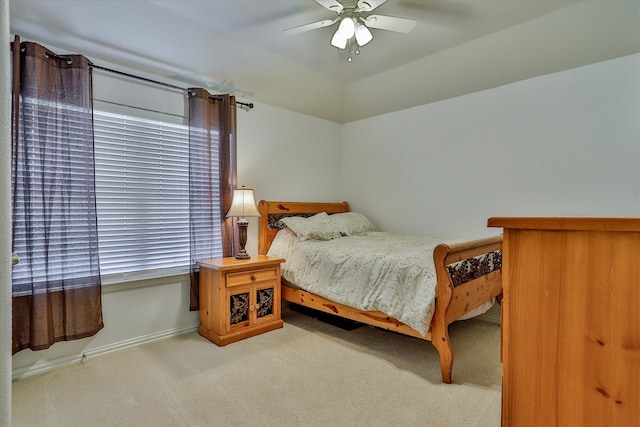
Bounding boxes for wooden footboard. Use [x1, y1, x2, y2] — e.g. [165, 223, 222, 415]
[432, 235, 503, 383]
[258, 200, 502, 384]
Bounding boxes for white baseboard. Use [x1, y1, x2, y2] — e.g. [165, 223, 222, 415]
[12, 323, 199, 381]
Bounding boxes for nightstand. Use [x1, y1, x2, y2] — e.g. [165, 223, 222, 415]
[196, 255, 285, 345]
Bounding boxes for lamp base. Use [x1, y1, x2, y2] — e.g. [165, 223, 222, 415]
[235, 219, 251, 259]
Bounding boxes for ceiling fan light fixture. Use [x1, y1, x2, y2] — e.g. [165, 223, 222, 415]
[355, 22, 373, 46]
[286, 0, 416, 61]
[330, 16, 355, 49]
[338, 16, 356, 39]
[330, 28, 348, 49]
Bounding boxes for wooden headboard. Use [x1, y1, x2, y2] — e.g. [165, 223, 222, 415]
[258, 200, 350, 255]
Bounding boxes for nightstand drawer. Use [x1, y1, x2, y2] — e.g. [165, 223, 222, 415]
[226, 267, 278, 287]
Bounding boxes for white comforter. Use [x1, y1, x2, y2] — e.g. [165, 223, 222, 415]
[268, 229, 453, 337]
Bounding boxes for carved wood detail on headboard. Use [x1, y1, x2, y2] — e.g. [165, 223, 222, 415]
[258, 200, 350, 255]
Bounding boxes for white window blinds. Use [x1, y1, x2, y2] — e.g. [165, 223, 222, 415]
[93, 110, 191, 283]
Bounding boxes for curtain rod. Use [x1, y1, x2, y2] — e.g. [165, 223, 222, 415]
[89, 63, 254, 111]
[32, 46, 253, 111]
[11, 41, 254, 110]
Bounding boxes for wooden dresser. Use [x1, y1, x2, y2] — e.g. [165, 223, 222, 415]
[197, 255, 285, 346]
[488, 217, 640, 427]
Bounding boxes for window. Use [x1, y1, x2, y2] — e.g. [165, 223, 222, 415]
[93, 109, 195, 284]
[12, 96, 99, 296]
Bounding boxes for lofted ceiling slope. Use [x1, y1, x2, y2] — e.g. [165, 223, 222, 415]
[9, 0, 640, 123]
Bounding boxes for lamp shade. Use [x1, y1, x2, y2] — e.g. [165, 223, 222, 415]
[331, 16, 356, 49]
[355, 22, 373, 46]
[330, 29, 348, 49]
[339, 16, 356, 39]
[226, 187, 261, 219]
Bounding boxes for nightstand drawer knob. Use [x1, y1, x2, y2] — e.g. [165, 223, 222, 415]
[250, 274, 257, 281]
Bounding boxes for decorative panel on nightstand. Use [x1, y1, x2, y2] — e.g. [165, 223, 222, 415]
[197, 255, 285, 346]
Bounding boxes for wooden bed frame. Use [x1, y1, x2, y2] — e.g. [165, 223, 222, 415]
[258, 200, 502, 384]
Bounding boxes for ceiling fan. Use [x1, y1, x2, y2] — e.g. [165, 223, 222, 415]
[284, 0, 417, 62]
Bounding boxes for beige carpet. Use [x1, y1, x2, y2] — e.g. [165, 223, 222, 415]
[12, 307, 502, 426]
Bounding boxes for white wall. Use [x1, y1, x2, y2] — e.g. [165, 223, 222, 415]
[11, 66, 342, 378]
[342, 53, 640, 239]
[238, 102, 343, 255]
[1, 0, 13, 423]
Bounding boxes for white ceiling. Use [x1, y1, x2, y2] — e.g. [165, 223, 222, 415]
[9, 0, 640, 123]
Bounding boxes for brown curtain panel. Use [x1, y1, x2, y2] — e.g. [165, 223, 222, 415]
[188, 89, 237, 310]
[10, 38, 103, 354]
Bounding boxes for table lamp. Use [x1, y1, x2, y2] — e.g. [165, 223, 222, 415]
[226, 186, 261, 259]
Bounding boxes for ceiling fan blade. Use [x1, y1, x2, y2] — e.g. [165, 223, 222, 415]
[363, 15, 417, 34]
[283, 18, 339, 35]
[314, 0, 344, 13]
[356, 0, 387, 12]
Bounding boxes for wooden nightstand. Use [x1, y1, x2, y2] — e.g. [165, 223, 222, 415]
[196, 255, 285, 346]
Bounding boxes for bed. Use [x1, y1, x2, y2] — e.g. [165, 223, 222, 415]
[258, 200, 503, 384]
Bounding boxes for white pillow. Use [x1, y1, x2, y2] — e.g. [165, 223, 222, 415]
[280, 212, 342, 241]
[330, 212, 376, 236]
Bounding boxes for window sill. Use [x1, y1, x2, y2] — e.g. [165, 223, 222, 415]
[101, 273, 190, 294]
